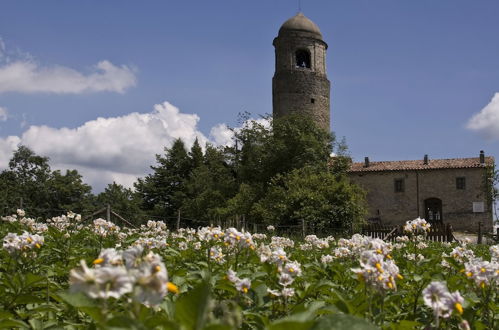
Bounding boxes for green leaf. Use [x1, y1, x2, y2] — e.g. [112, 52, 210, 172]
[0, 319, 29, 329]
[311, 314, 378, 330]
[58, 291, 98, 307]
[269, 321, 315, 330]
[389, 320, 422, 330]
[175, 282, 211, 330]
[14, 294, 45, 304]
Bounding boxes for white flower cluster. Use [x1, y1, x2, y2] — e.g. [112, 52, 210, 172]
[403, 217, 431, 234]
[1, 209, 28, 223]
[351, 249, 402, 291]
[3, 231, 44, 255]
[303, 235, 330, 249]
[92, 218, 120, 237]
[209, 246, 225, 264]
[224, 228, 254, 249]
[422, 281, 464, 319]
[226, 269, 251, 294]
[69, 246, 177, 306]
[448, 246, 475, 263]
[270, 236, 294, 249]
[338, 234, 393, 259]
[197, 226, 224, 242]
[490, 244, 499, 263]
[46, 212, 82, 232]
[464, 258, 498, 288]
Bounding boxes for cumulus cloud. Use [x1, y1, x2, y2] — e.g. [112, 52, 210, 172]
[0, 106, 7, 121]
[0, 101, 270, 191]
[0, 60, 136, 94]
[0, 102, 211, 190]
[467, 93, 499, 140]
[209, 118, 271, 147]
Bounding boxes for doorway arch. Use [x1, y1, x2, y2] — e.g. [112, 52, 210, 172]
[424, 198, 443, 222]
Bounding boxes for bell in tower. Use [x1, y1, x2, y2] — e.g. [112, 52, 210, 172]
[272, 13, 330, 131]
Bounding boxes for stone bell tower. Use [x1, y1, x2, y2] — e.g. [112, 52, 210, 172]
[272, 13, 330, 131]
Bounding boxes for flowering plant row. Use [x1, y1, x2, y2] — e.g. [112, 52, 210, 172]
[1, 210, 497, 329]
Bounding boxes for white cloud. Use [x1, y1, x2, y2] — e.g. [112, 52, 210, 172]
[0, 135, 21, 169]
[467, 93, 499, 140]
[12, 102, 208, 190]
[0, 60, 136, 94]
[0, 106, 7, 121]
[0, 102, 269, 191]
[209, 118, 271, 147]
[209, 123, 234, 146]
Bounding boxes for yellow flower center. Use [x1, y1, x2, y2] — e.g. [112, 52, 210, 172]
[455, 303, 463, 314]
[376, 249, 382, 254]
[375, 263, 384, 273]
[153, 265, 161, 273]
[35, 243, 41, 249]
[242, 287, 248, 293]
[26, 237, 33, 243]
[397, 274, 403, 280]
[167, 282, 179, 294]
[480, 267, 486, 273]
[93, 258, 104, 265]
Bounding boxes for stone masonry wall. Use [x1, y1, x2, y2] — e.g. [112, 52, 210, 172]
[348, 168, 493, 232]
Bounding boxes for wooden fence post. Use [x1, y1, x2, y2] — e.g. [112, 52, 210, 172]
[106, 204, 111, 222]
[176, 209, 181, 231]
[477, 222, 482, 245]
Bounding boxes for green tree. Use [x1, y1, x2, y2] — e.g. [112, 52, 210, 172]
[182, 145, 237, 222]
[47, 169, 93, 216]
[135, 139, 192, 220]
[253, 166, 366, 233]
[0, 146, 94, 217]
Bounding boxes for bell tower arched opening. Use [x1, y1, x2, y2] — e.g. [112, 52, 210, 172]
[295, 49, 311, 68]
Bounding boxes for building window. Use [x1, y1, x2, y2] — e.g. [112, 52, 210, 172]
[456, 177, 466, 190]
[394, 178, 404, 193]
[311, 98, 315, 104]
[295, 49, 311, 68]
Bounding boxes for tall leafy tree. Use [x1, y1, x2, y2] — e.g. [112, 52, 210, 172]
[135, 139, 192, 219]
[182, 145, 237, 221]
[0, 146, 94, 217]
[253, 166, 366, 233]
[47, 169, 93, 216]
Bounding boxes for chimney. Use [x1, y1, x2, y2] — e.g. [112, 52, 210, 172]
[364, 157, 370, 167]
[479, 150, 485, 165]
[423, 154, 428, 165]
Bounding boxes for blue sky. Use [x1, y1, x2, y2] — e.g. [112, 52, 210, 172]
[0, 0, 498, 191]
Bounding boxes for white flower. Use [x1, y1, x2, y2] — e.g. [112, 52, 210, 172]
[278, 273, 294, 287]
[235, 278, 251, 293]
[94, 266, 133, 299]
[270, 248, 287, 265]
[422, 281, 464, 319]
[94, 248, 123, 267]
[267, 225, 275, 231]
[282, 261, 302, 277]
[267, 288, 281, 297]
[17, 209, 25, 217]
[423, 281, 450, 313]
[226, 269, 239, 283]
[321, 254, 334, 264]
[281, 287, 295, 297]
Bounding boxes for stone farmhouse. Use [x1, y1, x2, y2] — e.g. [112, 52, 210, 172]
[271, 13, 496, 232]
[348, 152, 494, 231]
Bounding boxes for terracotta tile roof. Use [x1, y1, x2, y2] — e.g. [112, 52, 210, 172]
[348, 156, 495, 173]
